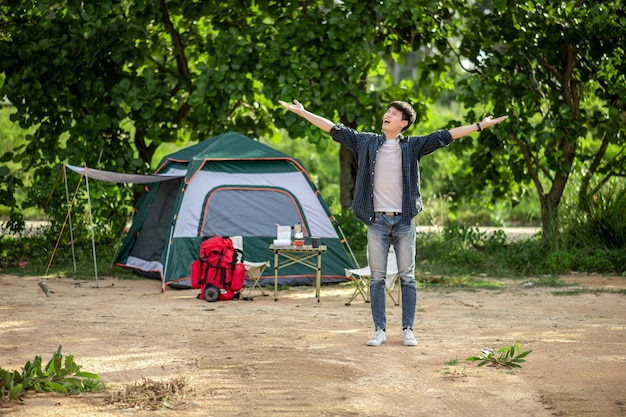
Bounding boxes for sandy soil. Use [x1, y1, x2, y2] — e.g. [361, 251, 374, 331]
[1, 273, 625, 417]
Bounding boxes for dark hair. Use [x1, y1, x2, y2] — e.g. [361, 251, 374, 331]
[390, 101, 416, 132]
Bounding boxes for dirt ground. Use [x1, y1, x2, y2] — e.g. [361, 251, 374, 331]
[1, 273, 625, 417]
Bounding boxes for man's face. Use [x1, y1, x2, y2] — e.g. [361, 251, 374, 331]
[382, 107, 408, 133]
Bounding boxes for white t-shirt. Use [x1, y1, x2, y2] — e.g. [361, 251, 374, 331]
[373, 139, 402, 212]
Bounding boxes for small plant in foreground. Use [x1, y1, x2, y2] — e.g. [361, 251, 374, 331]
[444, 358, 460, 366]
[0, 345, 102, 403]
[466, 342, 532, 369]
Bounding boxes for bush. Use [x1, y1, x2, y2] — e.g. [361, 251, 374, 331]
[415, 223, 624, 277]
[543, 250, 579, 274]
[501, 238, 545, 275]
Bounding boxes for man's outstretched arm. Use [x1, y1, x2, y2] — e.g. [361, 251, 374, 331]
[449, 115, 509, 140]
[279, 100, 335, 133]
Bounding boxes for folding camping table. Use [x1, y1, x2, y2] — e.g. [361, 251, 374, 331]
[269, 244, 327, 302]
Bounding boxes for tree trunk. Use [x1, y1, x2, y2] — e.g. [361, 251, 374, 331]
[540, 173, 570, 249]
[134, 129, 158, 170]
[339, 145, 357, 211]
[539, 194, 558, 248]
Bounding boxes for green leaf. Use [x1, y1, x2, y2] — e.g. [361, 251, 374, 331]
[515, 350, 533, 359]
[0, 152, 14, 163]
[9, 383, 24, 400]
[43, 381, 67, 393]
[62, 377, 83, 386]
[75, 371, 100, 380]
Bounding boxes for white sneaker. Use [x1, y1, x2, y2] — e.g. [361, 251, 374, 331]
[402, 328, 418, 346]
[366, 328, 386, 346]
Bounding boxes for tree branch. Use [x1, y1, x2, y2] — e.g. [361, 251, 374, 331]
[559, 42, 579, 119]
[159, 0, 189, 78]
[522, 53, 550, 117]
[511, 131, 548, 196]
[158, 0, 191, 127]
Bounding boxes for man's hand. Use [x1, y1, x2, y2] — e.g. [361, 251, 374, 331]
[479, 115, 509, 128]
[277, 99, 335, 133]
[279, 99, 304, 115]
[449, 114, 509, 140]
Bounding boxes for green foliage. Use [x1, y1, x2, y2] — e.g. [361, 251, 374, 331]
[0, 0, 459, 232]
[495, 237, 545, 275]
[0, 232, 137, 279]
[2, 0, 624, 272]
[0, 234, 50, 270]
[416, 222, 510, 274]
[414, 223, 625, 277]
[561, 180, 626, 250]
[0, 106, 37, 219]
[0, 345, 103, 403]
[454, 0, 626, 243]
[543, 250, 580, 274]
[466, 343, 532, 369]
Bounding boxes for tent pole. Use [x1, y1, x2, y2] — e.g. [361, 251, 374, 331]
[111, 210, 134, 268]
[45, 171, 83, 277]
[160, 216, 177, 292]
[84, 168, 99, 288]
[63, 165, 77, 272]
[330, 215, 360, 269]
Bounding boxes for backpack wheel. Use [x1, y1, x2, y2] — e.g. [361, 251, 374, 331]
[203, 284, 220, 302]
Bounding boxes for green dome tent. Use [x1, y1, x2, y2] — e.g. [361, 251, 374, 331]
[113, 132, 356, 290]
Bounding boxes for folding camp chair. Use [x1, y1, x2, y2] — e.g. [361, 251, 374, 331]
[230, 236, 270, 298]
[243, 260, 270, 297]
[345, 245, 401, 306]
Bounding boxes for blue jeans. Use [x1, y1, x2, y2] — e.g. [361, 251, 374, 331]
[367, 213, 417, 331]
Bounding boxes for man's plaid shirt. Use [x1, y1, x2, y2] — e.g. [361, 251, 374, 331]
[329, 123, 453, 226]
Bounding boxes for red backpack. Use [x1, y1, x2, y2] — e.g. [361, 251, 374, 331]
[190, 236, 245, 301]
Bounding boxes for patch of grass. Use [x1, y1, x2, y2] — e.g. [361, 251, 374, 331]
[551, 287, 625, 296]
[444, 358, 460, 366]
[438, 358, 471, 378]
[418, 275, 505, 291]
[525, 275, 570, 287]
[66, 377, 106, 394]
